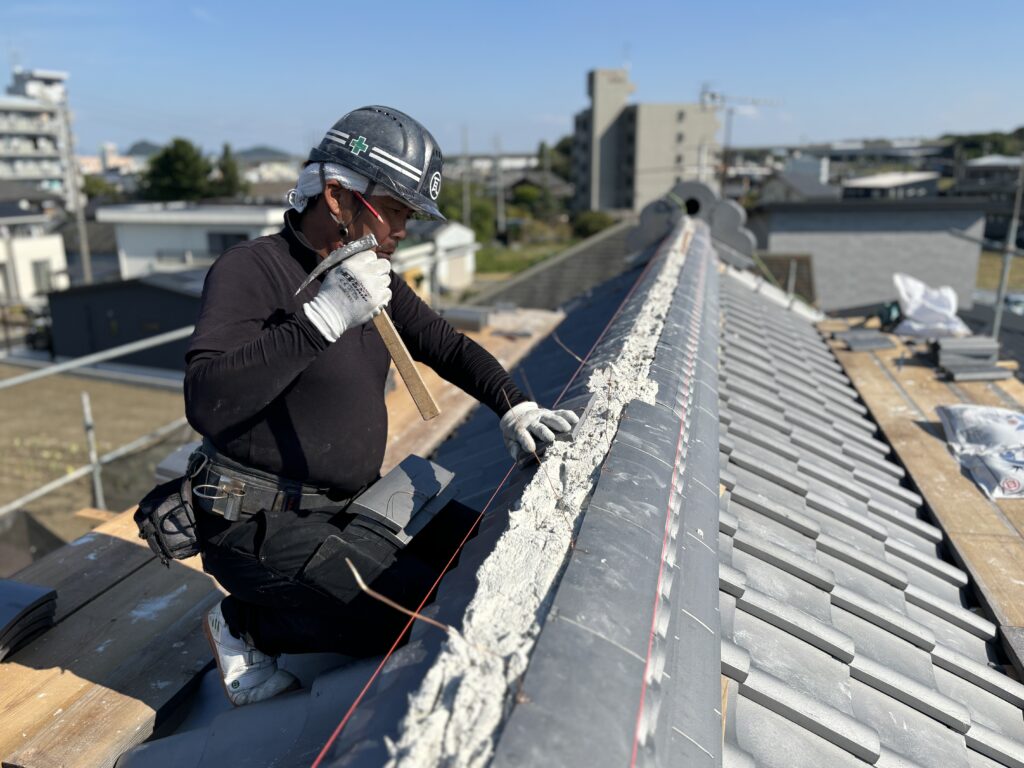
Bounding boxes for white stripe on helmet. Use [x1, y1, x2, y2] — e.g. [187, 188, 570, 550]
[368, 146, 422, 177]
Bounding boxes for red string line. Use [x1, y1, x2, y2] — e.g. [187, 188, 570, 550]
[311, 246, 670, 767]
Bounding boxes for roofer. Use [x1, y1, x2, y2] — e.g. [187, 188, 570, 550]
[184, 106, 578, 706]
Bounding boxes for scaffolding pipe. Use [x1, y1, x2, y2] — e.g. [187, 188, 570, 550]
[0, 415, 190, 522]
[0, 325, 194, 391]
[81, 390, 106, 510]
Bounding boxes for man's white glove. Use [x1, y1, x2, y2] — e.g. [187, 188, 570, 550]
[303, 250, 392, 343]
[499, 401, 580, 461]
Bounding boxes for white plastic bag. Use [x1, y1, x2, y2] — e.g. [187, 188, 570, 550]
[936, 404, 1024, 499]
[892, 272, 970, 338]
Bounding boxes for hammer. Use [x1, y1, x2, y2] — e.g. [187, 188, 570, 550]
[295, 234, 440, 421]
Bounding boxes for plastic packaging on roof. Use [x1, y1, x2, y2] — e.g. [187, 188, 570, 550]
[937, 404, 1024, 498]
[892, 272, 971, 338]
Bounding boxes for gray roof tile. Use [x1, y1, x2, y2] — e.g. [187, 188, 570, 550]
[740, 667, 880, 762]
[817, 533, 908, 588]
[829, 585, 936, 651]
[965, 722, 1024, 768]
[126, 217, 1024, 768]
[733, 530, 835, 592]
[849, 679, 971, 768]
[849, 653, 971, 733]
[737, 587, 855, 663]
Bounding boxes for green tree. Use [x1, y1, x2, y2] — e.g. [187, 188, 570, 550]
[512, 182, 560, 221]
[539, 136, 573, 181]
[82, 175, 122, 201]
[470, 196, 496, 243]
[572, 210, 615, 238]
[436, 176, 463, 222]
[435, 177, 496, 243]
[209, 143, 247, 198]
[141, 138, 212, 201]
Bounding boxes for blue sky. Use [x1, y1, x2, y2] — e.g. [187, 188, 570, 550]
[2, 1, 1019, 158]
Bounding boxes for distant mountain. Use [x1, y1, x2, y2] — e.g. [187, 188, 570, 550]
[126, 140, 162, 157]
[236, 145, 297, 164]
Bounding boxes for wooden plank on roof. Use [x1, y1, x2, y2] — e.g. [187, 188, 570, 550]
[0, 511, 222, 768]
[833, 337, 1024, 674]
[994, 374, 1024, 407]
[382, 308, 564, 474]
[12, 509, 152, 624]
[838, 344, 1016, 537]
[73, 507, 117, 523]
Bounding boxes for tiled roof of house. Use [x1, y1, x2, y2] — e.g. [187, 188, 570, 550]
[118, 190, 1024, 768]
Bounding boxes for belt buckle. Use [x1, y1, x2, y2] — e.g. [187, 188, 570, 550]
[212, 477, 246, 521]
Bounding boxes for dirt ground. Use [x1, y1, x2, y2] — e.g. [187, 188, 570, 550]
[0, 363, 195, 543]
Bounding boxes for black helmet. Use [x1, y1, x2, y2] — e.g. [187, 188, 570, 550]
[307, 105, 445, 220]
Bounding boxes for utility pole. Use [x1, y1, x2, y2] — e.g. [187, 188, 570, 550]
[719, 106, 735, 196]
[58, 97, 92, 284]
[461, 125, 470, 226]
[494, 135, 506, 241]
[1, 224, 19, 303]
[990, 151, 1024, 342]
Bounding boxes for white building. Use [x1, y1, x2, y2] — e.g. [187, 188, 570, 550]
[841, 171, 940, 200]
[445, 153, 540, 181]
[1, 69, 75, 205]
[0, 203, 68, 304]
[97, 201, 477, 299]
[394, 221, 479, 300]
[96, 202, 286, 280]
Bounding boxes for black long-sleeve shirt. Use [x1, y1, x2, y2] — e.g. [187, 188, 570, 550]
[184, 212, 526, 494]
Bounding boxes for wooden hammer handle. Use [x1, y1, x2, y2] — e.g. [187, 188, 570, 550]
[372, 312, 440, 421]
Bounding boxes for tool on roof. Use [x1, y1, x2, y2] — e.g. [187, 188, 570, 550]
[294, 233, 441, 421]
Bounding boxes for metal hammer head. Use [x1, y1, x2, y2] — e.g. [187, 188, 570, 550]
[293, 233, 379, 296]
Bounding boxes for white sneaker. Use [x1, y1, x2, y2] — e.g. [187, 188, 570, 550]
[203, 600, 299, 706]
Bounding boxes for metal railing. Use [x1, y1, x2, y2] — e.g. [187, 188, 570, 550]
[0, 324, 195, 522]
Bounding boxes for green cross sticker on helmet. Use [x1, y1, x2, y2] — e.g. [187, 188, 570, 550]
[307, 106, 447, 220]
[349, 136, 369, 155]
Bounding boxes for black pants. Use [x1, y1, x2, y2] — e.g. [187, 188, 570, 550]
[195, 498, 478, 656]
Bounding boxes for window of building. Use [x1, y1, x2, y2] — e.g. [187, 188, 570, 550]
[677, 110, 685, 122]
[208, 232, 248, 255]
[676, 155, 683, 165]
[31, 259, 52, 294]
[676, 132, 685, 143]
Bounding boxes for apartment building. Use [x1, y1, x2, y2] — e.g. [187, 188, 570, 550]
[571, 69, 720, 213]
[0, 69, 75, 205]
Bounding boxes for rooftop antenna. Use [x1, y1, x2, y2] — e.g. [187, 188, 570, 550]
[8, 44, 21, 74]
[703, 88, 781, 196]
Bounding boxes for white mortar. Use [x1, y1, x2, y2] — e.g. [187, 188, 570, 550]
[385, 219, 695, 768]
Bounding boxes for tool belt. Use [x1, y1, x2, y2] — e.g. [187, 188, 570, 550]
[133, 450, 204, 567]
[192, 439, 353, 522]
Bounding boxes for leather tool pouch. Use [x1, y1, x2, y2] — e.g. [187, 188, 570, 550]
[133, 456, 201, 567]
